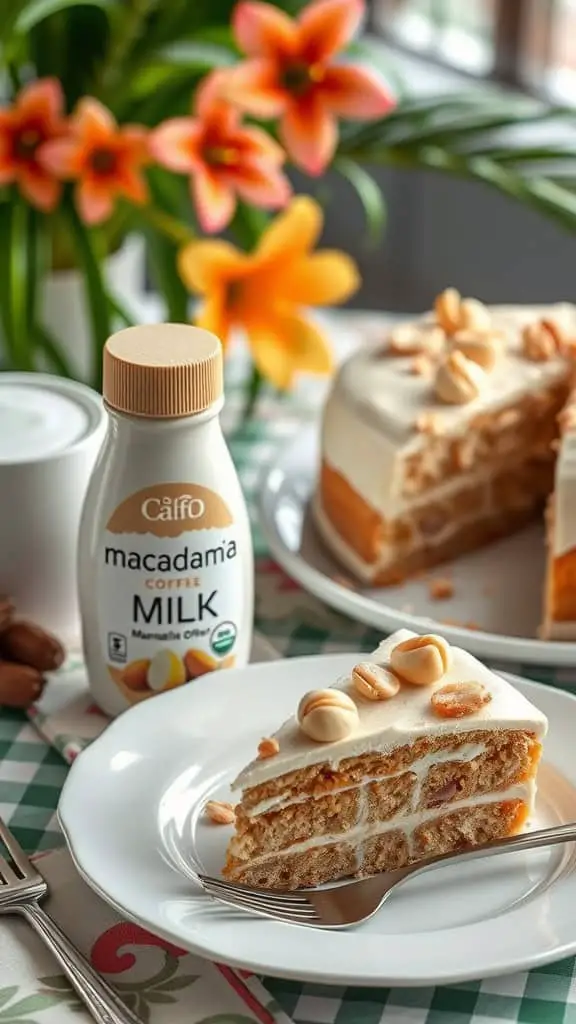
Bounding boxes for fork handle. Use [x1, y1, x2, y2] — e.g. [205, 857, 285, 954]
[17, 901, 143, 1024]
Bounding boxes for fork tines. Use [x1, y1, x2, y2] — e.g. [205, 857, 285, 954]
[0, 817, 37, 876]
[198, 873, 320, 923]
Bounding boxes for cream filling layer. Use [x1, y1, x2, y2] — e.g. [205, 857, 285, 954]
[245, 741, 487, 818]
[233, 781, 535, 868]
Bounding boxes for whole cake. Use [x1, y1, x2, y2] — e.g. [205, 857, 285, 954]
[312, 290, 576, 615]
[224, 630, 547, 889]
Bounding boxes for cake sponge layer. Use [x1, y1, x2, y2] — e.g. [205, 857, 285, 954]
[225, 800, 527, 889]
[228, 730, 539, 864]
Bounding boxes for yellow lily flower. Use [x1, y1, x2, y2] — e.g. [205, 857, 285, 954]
[178, 195, 360, 390]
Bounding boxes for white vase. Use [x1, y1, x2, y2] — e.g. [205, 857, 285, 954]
[41, 234, 146, 384]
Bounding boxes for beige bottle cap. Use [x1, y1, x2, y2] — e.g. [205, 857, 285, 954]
[103, 324, 223, 418]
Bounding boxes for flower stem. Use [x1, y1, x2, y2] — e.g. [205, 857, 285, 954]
[135, 205, 193, 247]
[66, 200, 111, 391]
[242, 364, 264, 422]
[99, 0, 159, 96]
[9, 197, 33, 371]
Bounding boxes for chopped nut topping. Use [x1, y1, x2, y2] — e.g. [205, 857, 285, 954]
[428, 577, 454, 601]
[435, 287, 462, 335]
[390, 634, 451, 686]
[415, 412, 444, 435]
[521, 320, 561, 362]
[459, 298, 492, 333]
[435, 351, 487, 405]
[205, 800, 235, 825]
[430, 681, 491, 718]
[540, 318, 565, 349]
[410, 355, 433, 376]
[495, 408, 521, 430]
[451, 330, 499, 371]
[388, 324, 427, 356]
[453, 437, 475, 471]
[434, 289, 491, 336]
[297, 688, 359, 743]
[352, 662, 401, 701]
[388, 323, 446, 358]
[257, 737, 280, 759]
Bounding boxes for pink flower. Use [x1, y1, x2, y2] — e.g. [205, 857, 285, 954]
[229, 0, 395, 175]
[150, 73, 290, 234]
[0, 78, 68, 211]
[40, 98, 149, 225]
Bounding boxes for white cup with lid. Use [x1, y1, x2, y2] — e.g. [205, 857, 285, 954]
[0, 373, 106, 647]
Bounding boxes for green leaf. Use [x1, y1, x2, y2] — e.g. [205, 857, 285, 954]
[336, 92, 576, 236]
[12, 0, 113, 34]
[145, 229, 189, 322]
[33, 324, 76, 377]
[229, 202, 270, 250]
[66, 200, 111, 390]
[108, 293, 136, 328]
[0, 204, 15, 366]
[145, 991, 175, 1005]
[158, 974, 200, 991]
[157, 39, 237, 67]
[8, 197, 33, 372]
[334, 158, 386, 246]
[38, 975, 73, 991]
[346, 37, 405, 96]
[242, 364, 265, 422]
[0, 990, 18, 1011]
[0, 993, 60, 1018]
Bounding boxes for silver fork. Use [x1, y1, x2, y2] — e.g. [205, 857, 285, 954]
[199, 820, 576, 928]
[0, 816, 143, 1024]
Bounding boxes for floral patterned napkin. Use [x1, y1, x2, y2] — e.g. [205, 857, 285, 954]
[0, 847, 292, 1024]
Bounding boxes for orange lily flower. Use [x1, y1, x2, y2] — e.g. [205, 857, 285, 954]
[0, 78, 68, 211]
[150, 73, 290, 234]
[178, 195, 360, 390]
[40, 98, 149, 225]
[229, 0, 395, 175]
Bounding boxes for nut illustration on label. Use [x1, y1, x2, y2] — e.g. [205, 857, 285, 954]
[184, 649, 235, 679]
[148, 649, 186, 691]
[121, 658, 151, 691]
[110, 649, 235, 693]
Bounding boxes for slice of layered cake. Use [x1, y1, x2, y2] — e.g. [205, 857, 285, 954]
[224, 630, 547, 889]
[313, 292, 576, 585]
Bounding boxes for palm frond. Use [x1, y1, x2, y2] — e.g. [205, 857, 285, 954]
[338, 93, 576, 233]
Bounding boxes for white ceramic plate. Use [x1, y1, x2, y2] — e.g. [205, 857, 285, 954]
[59, 655, 576, 987]
[259, 427, 576, 667]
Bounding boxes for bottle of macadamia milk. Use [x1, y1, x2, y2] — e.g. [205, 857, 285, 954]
[78, 323, 254, 717]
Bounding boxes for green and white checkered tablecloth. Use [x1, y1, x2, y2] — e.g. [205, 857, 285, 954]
[3, 353, 576, 1023]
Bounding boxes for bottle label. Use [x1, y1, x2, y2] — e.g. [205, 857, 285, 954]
[98, 482, 243, 703]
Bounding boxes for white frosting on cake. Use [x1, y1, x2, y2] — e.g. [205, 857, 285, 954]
[320, 303, 576, 519]
[231, 629, 548, 793]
